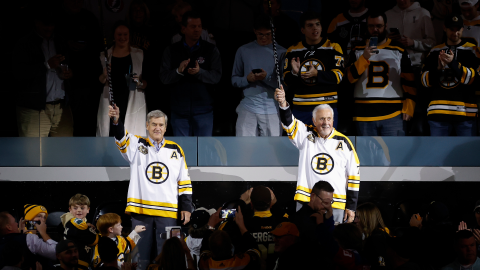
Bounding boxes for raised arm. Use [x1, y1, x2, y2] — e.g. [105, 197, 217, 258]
[109, 104, 138, 163]
[274, 85, 308, 149]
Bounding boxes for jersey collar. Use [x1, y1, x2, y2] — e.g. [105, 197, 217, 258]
[377, 38, 391, 50]
[302, 37, 327, 51]
[253, 210, 272, 218]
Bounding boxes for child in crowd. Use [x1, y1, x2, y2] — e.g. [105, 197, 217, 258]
[93, 213, 146, 268]
[60, 194, 98, 270]
[21, 204, 48, 234]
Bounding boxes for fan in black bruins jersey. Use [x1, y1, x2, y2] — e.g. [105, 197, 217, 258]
[421, 14, 480, 136]
[283, 11, 345, 127]
[327, 0, 369, 62]
[243, 186, 288, 270]
[347, 11, 416, 136]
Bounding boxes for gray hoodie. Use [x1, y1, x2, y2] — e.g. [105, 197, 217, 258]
[386, 2, 436, 67]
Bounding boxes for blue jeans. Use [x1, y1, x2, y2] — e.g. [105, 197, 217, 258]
[356, 114, 405, 136]
[292, 107, 338, 128]
[171, 107, 213, 136]
[428, 120, 477, 136]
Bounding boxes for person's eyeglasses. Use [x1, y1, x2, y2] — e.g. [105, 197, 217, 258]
[256, 32, 272, 38]
[313, 193, 334, 204]
[367, 24, 385, 30]
[318, 117, 332, 122]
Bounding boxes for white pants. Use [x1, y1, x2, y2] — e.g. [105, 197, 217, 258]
[235, 104, 281, 136]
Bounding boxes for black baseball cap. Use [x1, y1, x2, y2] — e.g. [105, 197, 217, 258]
[445, 14, 464, 29]
[56, 240, 76, 254]
[474, 200, 480, 212]
[190, 209, 211, 229]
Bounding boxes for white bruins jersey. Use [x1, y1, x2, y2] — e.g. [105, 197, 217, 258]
[347, 39, 416, 121]
[114, 123, 193, 218]
[280, 106, 360, 210]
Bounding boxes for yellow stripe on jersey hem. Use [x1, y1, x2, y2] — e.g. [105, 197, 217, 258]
[355, 100, 402, 104]
[332, 202, 346, 210]
[294, 92, 337, 98]
[348, 175, 360, 180]
[127, 198, 178, 208]
[429, 100, 468, 106]
[178, 188, 193, 193]
[293, 100, 338, 105]
[354, 111, 401, 121]
[296, 185, 312, 193]
[427, 110, 470, 116]
[178, 180, 192, 185]
[294, 193, 310, 202]
[126, 206, 177, 219]
[333, 193, 347, 199]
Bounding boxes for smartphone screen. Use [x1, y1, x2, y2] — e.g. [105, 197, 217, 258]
[221, 209, 237, 219]
[252, 69, 262, 74]
[171, 228, 181, 239]
[369, 37, 378, 47]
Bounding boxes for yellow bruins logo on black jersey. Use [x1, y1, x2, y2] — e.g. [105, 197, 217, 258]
[311, 153, 334, 175]
[440, 68, 459, 89]
[145, 162, 169, 184]
[300, 59, 325, 85]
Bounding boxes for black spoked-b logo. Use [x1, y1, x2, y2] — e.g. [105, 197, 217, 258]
[311, 153, 334, 175]
[145, 162, 169, 184]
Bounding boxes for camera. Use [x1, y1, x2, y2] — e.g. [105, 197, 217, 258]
[25, 220, 41, 230]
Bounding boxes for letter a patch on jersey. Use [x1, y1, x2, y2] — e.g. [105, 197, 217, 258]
[336, 142, 343, 151]
[171, 151, 178, 159]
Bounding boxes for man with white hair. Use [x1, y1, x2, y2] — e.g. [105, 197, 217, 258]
[108, 105, 193, 269]
[274, 86, 360, 224]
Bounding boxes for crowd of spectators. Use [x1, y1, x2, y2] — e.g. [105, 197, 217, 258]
[0, 187, 479, 270]
[6, 0, 480, 137]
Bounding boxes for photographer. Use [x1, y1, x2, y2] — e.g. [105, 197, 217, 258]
[21, 205, 48, 235]
[0, 212, 57, 270]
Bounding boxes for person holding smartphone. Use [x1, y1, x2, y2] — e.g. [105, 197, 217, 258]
[231, 15, 287, 137]
[160, 11, 222, 137]
[0, 211, 57, 270]
[346, 11, 416, 136]
[385, 0, 435, 70]
[420, 14, 479, 136]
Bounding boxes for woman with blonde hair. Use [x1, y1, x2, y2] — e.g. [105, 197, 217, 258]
[356, 202, 390, 238]
[356, 202, 391, 268]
